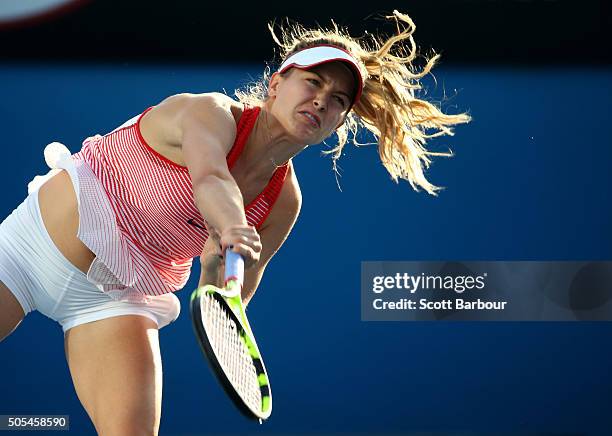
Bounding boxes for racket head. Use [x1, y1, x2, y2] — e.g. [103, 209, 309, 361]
[190, 285, 272, 421]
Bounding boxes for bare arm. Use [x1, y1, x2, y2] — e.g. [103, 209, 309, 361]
[242, 165, 301, 306]
[181, 94, 245, 233]
[198, 164, 302, 306]
[180, 93, 261, 266]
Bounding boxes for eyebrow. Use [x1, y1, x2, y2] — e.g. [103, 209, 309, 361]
[309, 71, 352, 102]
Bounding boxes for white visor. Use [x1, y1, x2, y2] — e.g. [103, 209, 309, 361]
[278, 45, 363, 107]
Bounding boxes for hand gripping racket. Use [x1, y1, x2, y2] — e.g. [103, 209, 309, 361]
[189, 249, 272, 422]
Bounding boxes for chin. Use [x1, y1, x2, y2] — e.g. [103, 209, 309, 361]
[290, 124, 319, 144]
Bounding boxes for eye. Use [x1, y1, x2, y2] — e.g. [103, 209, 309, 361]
[307, 78, 320, 86]
[334, 95, 347, 108]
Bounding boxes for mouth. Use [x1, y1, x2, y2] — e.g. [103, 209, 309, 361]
[299, 111, 321, 128]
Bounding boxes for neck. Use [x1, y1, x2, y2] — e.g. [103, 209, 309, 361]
[240, 102, 307, 177]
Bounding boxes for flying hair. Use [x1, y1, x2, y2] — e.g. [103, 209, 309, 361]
[235, 10, 472, 195]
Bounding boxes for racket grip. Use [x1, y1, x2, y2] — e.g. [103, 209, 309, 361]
[224, 248, 244, 286]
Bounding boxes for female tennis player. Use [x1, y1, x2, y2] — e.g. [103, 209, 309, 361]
[0, 10, 469, 436]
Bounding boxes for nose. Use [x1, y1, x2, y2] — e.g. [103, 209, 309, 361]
[313, 95, 327, 112]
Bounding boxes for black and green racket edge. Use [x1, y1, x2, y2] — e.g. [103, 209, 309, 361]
[189, 285, 272, 421]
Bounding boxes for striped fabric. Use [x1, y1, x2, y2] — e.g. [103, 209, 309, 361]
[68, 105, 288, 299]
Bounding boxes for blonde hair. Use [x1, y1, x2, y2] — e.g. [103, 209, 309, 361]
[235, 10, 471, 195]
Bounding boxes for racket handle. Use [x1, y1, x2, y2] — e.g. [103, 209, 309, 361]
[224, 248, 244, 286]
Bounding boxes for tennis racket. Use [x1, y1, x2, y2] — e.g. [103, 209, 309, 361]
[189, 248, 272, 422]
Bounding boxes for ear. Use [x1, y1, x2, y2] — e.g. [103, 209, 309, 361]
[268, 72, 282, 98]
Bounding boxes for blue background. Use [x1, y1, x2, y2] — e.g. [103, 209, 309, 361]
[0, 63, 611, 435]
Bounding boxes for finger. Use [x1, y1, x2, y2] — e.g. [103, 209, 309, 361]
[222, 234, 260, 250]
[226, 243, 259, 265]
[225, 224, 256, 231]
[221, 233, 257, 246]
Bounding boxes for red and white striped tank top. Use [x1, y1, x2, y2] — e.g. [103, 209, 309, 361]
[66, 104, 288, 300]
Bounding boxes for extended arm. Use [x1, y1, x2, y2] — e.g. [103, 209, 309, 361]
[180, 93, 261, 266]
[199, 164, 302, 306]
[181, 94, 246, 233]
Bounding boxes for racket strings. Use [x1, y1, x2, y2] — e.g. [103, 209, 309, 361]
[202, 293, 262, 412]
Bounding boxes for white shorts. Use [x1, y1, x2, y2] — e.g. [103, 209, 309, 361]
[0, 191, 181, 333]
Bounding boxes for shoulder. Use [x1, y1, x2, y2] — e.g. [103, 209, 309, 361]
[165, 92, 243, 129]
[282, 161, 302, 213]
[152, 92, 239, 113]
[262, 161, 302, 232]
[174, 92, 242, 118]
[142, 92, 245, 147]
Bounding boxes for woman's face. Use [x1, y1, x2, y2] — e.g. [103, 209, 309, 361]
[268, 62, 355, 144]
